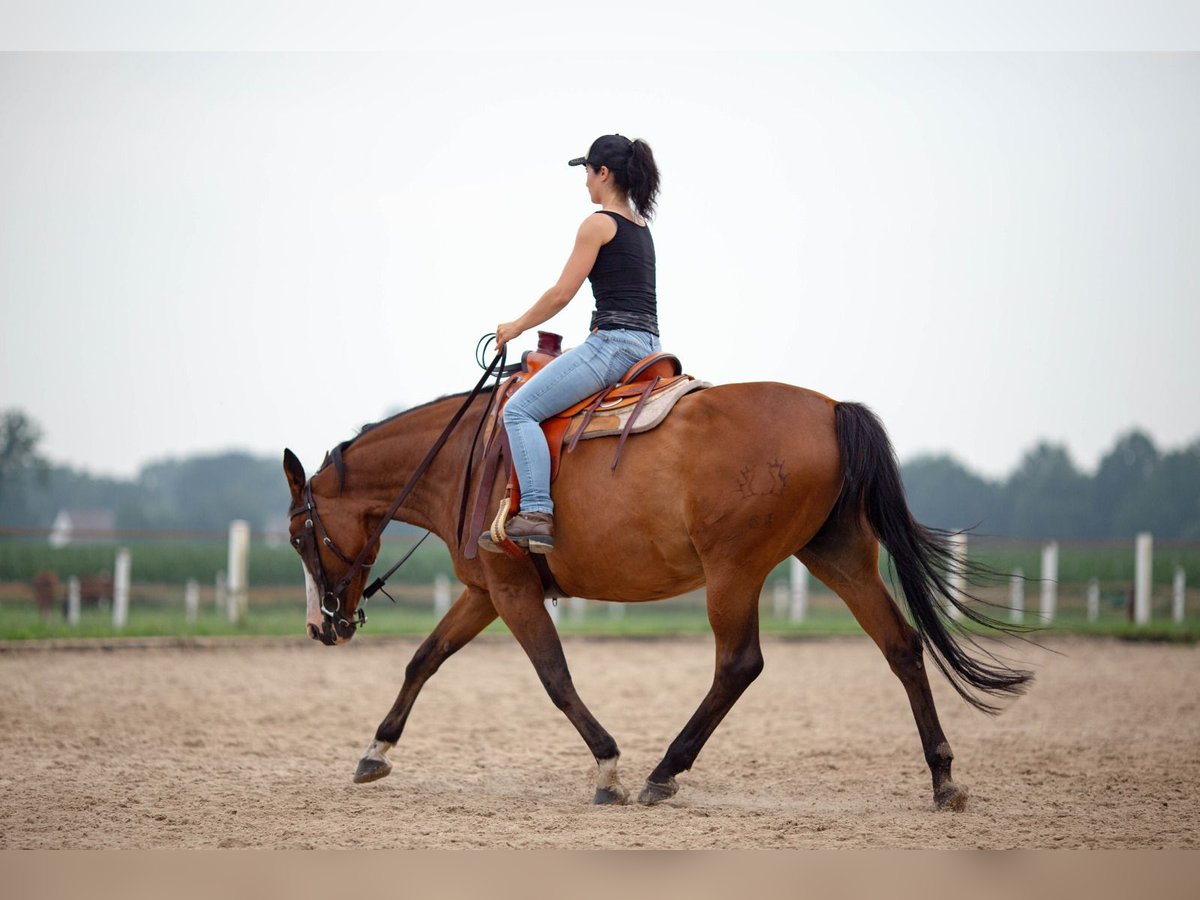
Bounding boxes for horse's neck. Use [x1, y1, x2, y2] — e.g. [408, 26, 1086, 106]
[316, 396, 481, 540]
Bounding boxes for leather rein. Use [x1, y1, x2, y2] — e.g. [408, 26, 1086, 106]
[288, 346, 508, 636]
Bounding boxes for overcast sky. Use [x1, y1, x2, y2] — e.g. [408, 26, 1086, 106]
[1, 11, 1198, 481]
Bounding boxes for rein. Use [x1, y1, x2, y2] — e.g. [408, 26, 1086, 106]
[291, 341, 508, 633]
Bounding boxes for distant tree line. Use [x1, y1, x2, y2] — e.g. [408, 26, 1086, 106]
[1, 409, 1197, 540]
[901, 431, 1200, 540]
[0, 409, 289, 533]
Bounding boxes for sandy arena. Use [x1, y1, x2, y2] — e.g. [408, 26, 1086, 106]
[1, 634, 1196, 848]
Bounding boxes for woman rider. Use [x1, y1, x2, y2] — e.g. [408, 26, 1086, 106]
[480, 134, 662, 554]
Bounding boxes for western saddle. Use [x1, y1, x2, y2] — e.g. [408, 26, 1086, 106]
[463, 331, 707, 560]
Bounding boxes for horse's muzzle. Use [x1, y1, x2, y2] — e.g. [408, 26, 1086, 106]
[308, 619, 353, 645]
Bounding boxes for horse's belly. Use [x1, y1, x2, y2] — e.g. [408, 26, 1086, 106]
[549, 529, 705, 602]
[547, 438, 704, 601]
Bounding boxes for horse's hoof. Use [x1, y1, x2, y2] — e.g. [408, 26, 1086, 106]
[637, 777, 678, 805]
[934, 781, 968, 812]
[353, 756, 393, 784]
[593, 785, 629, 805]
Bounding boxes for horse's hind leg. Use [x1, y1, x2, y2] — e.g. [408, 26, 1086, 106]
[354, 585, 498, 784]
[639, 573, 765, 805]
[797, 527, 967, 811]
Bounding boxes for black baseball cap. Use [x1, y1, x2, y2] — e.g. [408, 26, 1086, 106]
[568, 134, 634, 170]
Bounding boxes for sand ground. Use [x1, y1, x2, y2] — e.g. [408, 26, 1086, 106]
[0, 634, 1197, 848]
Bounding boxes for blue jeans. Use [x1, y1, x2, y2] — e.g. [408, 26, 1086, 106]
[504, 328, 661, 515]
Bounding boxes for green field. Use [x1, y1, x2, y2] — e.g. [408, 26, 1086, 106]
[0, 534, 454, 585]
[3, 535, 1197, 588]
[0, 601, 879, 642]
[2, 534, 1197, 643]
[1, 582, 1196, 643]
[962, 539, 1200, 585]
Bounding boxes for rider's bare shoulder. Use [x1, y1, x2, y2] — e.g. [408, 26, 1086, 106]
[579, 211, 618, 245]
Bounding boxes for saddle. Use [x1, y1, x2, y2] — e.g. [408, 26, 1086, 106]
[463, 331, 709, 561]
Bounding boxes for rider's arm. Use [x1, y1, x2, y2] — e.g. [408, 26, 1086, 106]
[495, 214, 615, 349]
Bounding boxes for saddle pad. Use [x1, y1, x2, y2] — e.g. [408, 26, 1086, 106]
[564, 376, 711, 444]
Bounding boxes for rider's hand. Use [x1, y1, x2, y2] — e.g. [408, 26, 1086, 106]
[495, 321, 523, 351]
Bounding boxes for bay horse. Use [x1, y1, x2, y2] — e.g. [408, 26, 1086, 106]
[283, 380, 1030, 810]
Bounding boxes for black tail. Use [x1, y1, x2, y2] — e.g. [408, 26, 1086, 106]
[830, 402, 1032, 714]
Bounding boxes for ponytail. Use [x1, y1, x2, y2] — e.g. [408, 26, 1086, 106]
[623, 139, 660, 221]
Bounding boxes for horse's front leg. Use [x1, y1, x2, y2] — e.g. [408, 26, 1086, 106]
[490, 577, 630, 805]
[354, 585, 497, 783]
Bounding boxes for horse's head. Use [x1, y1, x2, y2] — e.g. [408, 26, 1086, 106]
[284, 448, 380, 645]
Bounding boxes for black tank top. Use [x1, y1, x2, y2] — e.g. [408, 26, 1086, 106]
[587, 210, 658, 335]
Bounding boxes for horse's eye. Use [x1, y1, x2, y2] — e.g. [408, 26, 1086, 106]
[292, 536, 302, 548]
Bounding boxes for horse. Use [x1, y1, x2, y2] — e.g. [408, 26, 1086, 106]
[283, 379, 1031, 810]
[30, 571, 59, 619]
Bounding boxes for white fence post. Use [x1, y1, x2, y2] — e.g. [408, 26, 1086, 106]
[1040, 541, 1058, 623]
[1010, 568, 1024, 624]
[947, 534, 968, 621]
[433, 574, 452, 617]
[67, 576, 81, 627]
[184, 579, 199, 625]
[1134, 532, 1153, 626]
[789, 557, 809, 623]
[227, 520, 250, 624]
[545, 598, 560, 624]
[1172, 565, 1185, 625]
[772, 581, 788, 620]
[113, 547, 131, 630]
[215, 571, 227, 612]
[1087, 577, 1100, 623]
[569, 597, 587, 623]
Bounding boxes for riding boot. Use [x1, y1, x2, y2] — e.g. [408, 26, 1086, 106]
[503, 511, 555, 554]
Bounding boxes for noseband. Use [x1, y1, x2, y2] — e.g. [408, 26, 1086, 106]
[288, 481, 375, 635]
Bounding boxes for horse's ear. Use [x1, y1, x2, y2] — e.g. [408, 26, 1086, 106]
[283, 448, 306, 501]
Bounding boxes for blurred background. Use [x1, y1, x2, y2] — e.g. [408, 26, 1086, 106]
[1, 32, 1197, 639]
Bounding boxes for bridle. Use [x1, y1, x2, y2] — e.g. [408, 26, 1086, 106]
[288, 480, 375, 639]
[288, 340, 510, 641]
